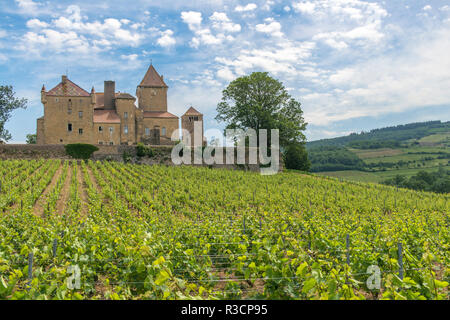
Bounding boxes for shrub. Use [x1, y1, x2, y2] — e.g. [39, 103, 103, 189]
[65, 144, 99, 159]
[284, 143, 310, 171]
[136, 143, 155, 158]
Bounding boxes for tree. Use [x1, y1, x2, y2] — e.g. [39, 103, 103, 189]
[26, 134, 37, 144]
[215, 72, 307, 147]
[0, 86, 27, 142]
[284, 143, 310, 171]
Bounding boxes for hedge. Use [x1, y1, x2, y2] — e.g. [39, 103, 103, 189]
[65, 144, 99, 159]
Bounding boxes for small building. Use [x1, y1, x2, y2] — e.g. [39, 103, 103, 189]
[37, 64, 203, 146]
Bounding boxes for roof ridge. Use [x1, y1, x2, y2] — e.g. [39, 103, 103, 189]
[139, 64, 168, 88]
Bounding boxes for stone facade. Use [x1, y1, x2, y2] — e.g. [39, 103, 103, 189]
[36, 64, 203, 146]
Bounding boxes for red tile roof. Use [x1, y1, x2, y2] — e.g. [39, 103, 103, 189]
[144, 111, 178, 119]
[183, 107, 202, 116]
[93, 110, 121, 123]
[139, 64, 168, 88]
[47, 78, 90, 97]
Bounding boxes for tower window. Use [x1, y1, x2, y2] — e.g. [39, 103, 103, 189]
[162, 127, 166, 136]
[68, 109, 72, 115]
[124, 112, 128, 119]
[79, 111, 83, 118]
[68, 123, 73, 132]
[124, 125, 128, 134]
[79, 128, 83, 135]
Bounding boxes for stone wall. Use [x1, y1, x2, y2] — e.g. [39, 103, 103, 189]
[0, 144, 284, 172]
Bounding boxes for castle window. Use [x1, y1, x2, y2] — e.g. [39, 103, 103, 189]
[124, 125, 128, 134]
[55, 98, 59, 102]
[68, 109, 72, 115]
[162, 127, 166, 136]
[99, 126, 103, 132]
[145, 127, 150, 136]
[68, 123, 73, 132]
[109, 142, 114, 145]
[78, 111, 83, 118]
[79, 128, 83, 135]
[98, 141, 103, 145]
[124, 112, 128, 119]
[109, 127, 114, 133]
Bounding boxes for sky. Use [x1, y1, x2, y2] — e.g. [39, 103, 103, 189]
[0, 0, 449, 143]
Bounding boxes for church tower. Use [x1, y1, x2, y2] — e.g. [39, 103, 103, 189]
[136, 64, 168, 112]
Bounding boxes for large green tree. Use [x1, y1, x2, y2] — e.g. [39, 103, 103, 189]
[0, 86, 27, 142]
[215, 72, 307, 147]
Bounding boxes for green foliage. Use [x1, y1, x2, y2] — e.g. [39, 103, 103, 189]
[308, 121, 449, 148]
[215, 72, 307, 147]
[349, 140, 401, 149]
[0, 85, 27, 142]
[26, 134, 37, 144]
[0, 160, 448, 300]
[308, 146, 365, 172]
[284, 143, 310, 171]
[382, 167, 450, 194]
[64, 144, 99, 159]
[136, 143, 154, 158]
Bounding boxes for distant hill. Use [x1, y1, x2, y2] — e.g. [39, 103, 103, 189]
[306, 121, 450, 193]
[307, 121, 450, 149]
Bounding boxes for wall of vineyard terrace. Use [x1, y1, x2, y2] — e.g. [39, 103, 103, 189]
[0, 144, 283, 171]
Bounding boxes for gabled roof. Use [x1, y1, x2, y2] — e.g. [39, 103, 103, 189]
[143, 111, 178, 119]
[139, 64, 168, 88]
[93, 110, 121, 123]
[183, 107, 202, 116]
[47, 78, 90, 97]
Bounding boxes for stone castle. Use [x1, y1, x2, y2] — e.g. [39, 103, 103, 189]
[36, 64, 203, 146]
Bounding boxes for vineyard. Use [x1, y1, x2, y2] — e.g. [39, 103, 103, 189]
[0, 159, 448, 300]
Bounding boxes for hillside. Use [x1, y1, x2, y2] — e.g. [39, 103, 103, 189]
[0, 160, 448, 300]
[307, 121, 450, 190]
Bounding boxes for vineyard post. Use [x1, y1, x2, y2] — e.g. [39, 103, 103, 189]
[27, 253, 33, 291]
[398, 242, 404, 280]
[346, 234, 350, 265]
[308, 230, 311, 250]
[53, 239, 58, 258]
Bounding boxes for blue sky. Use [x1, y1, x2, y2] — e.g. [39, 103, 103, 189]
[1, 0, 449, 143]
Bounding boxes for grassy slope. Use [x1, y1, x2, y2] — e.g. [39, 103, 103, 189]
[310, 122, 449, 184]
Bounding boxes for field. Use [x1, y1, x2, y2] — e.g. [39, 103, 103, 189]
[0, 160, 448, 300]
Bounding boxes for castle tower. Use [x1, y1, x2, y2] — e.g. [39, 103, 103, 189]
[136, 64, 168, 112]
[182, 107, 204, 147]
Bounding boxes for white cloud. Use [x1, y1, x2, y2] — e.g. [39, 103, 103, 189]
[0, 30, 7, 38]
[262, 0, 275, 11]
[121, 54, 138, 61]
[157, 29, 176, 47]
[26, 19, 49, 29]
[217, 67, 235, 81]
[235, 3, 257, 12]
[292, 2, 316, 14]
[210, 12, 241, 33]
[15, 0, 39, 14]
[255, 18, 284, 37]
[16, 5, 146, 58]
[182, 11, 237, 48]
[284, 6, 291, 12]
[423, 5, 432, 11]
[215, 40, 315, 76]
[292, 0, 388, 50]
[181, 11, 203, 30]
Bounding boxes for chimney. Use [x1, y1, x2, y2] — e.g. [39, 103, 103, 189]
[104, 80, 115, 109]
[62, 75, 67, 84]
